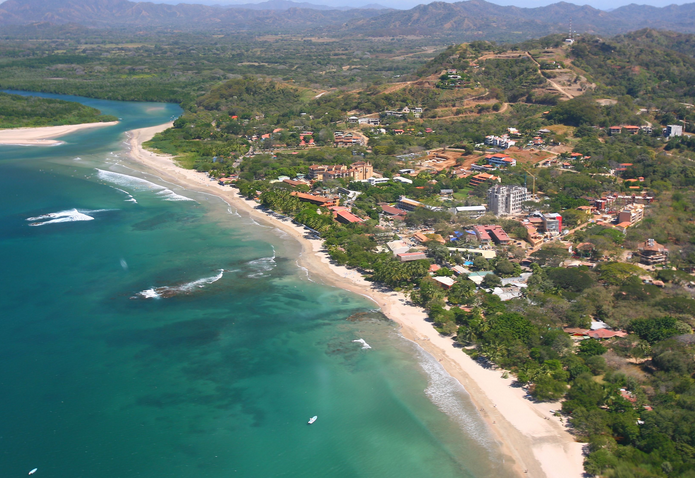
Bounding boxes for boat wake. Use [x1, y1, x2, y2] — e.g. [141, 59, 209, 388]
[26, 208, 110, 226]
[96, 169, 194, 202]
[132, 269, 225, 299]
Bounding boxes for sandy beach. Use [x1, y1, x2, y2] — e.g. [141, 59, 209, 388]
[0, 121, 119, 146]
[125, 122, 586, 478]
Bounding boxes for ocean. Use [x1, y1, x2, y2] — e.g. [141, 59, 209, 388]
[0, 92, 515, 478]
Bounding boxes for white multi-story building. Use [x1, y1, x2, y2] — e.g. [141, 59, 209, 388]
[487, 185, 530, 216]
[664, 125, 683, 137]
[484, 134, 516, 150]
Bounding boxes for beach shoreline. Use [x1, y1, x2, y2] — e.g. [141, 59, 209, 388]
[124, 122, 586, 478]
[0, 121, 119, 146]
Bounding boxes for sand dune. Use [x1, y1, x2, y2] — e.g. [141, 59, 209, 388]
[125, 122, 585, 478]
[0, 121, 119, 146]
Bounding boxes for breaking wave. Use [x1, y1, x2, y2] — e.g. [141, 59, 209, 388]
[132, 269, 225, 299]
[96, 169, 194, 202]
[352, 338, 372, 350]
[26, 208, 109, 226]
[246, 247, 276, 278]
[111, 186, 138, 204]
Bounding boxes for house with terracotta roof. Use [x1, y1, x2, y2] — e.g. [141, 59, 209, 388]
[335, 210, 364, 224]
[290, 192, 338, 207]
[588, 329, 628, 339]
[469, 172, 501, 187]
[413, 232, 430, 243]
[473, 225, 511, 245]
[380, 204, 408, 217]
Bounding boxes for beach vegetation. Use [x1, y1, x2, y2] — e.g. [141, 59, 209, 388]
[0, 91, 117, 128]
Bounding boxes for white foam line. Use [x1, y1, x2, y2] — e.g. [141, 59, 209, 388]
[132, 269, 225, 299]
[26, 208, 113, 227]
[405, 338, 497, 451]
[96, 168, 195, 203]
[110, 186, 138, 204]
[295, 260, 315, 282]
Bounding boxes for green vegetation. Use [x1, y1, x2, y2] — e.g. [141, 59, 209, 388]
[0, 91, 116, 128]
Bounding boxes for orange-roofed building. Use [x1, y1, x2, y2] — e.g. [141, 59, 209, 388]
[469, 172, 500, 187]
[291, 192, 338, 207]
[335, 210, 364, 224]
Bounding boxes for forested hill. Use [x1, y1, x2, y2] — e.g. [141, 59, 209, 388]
[342, 0, 695, 39]
[0, 0, 386, 31]
[5, 0, 695, 41]
[0, 92, 117, 128]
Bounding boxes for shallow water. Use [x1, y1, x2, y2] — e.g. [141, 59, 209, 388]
[0, 92, 515, 478]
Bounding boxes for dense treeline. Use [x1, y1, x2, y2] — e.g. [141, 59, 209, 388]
[0, 32, 433, 103]
[0, 92, 116, 128]
[570, 35, 695, 102]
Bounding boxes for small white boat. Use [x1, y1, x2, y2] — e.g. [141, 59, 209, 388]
[308, 416, 317, 425]
[28, 469, 38, 475]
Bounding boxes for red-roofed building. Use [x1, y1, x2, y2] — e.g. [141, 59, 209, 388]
[291, 192, 338, 207]
[335, 210, 364, 224]
[380, 204, 408, 216]
[469, 172, 500, 187]
[473, 225, 511, 245]
[283, 179, 306, 187]
[587, 329, 628, 339]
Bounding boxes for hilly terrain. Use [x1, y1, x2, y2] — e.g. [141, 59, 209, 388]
[4, 0, 695, 41]
[0, 0, 386, 31]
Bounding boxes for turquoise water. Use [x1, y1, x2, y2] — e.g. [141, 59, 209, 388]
[0, 93, 515, 478]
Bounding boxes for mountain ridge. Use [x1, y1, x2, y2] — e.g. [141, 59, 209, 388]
[3, 0, 695, 38]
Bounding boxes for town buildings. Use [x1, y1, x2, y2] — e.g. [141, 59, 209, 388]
[617, 204, 645, 226]
[307, 161, 373, 181]
[333, 131, 367, 147]
[469, 172, 500, 187]
[473, 225, 511, 245]
[487, 185, 530, 216]
[485, 153, 516, 167]
[291, 192, 339, 207]
[541, 213, 563, 234]
[397, 197, 425, 211]
[638, 239, 669, 265]
[484, 134, 516, 149]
